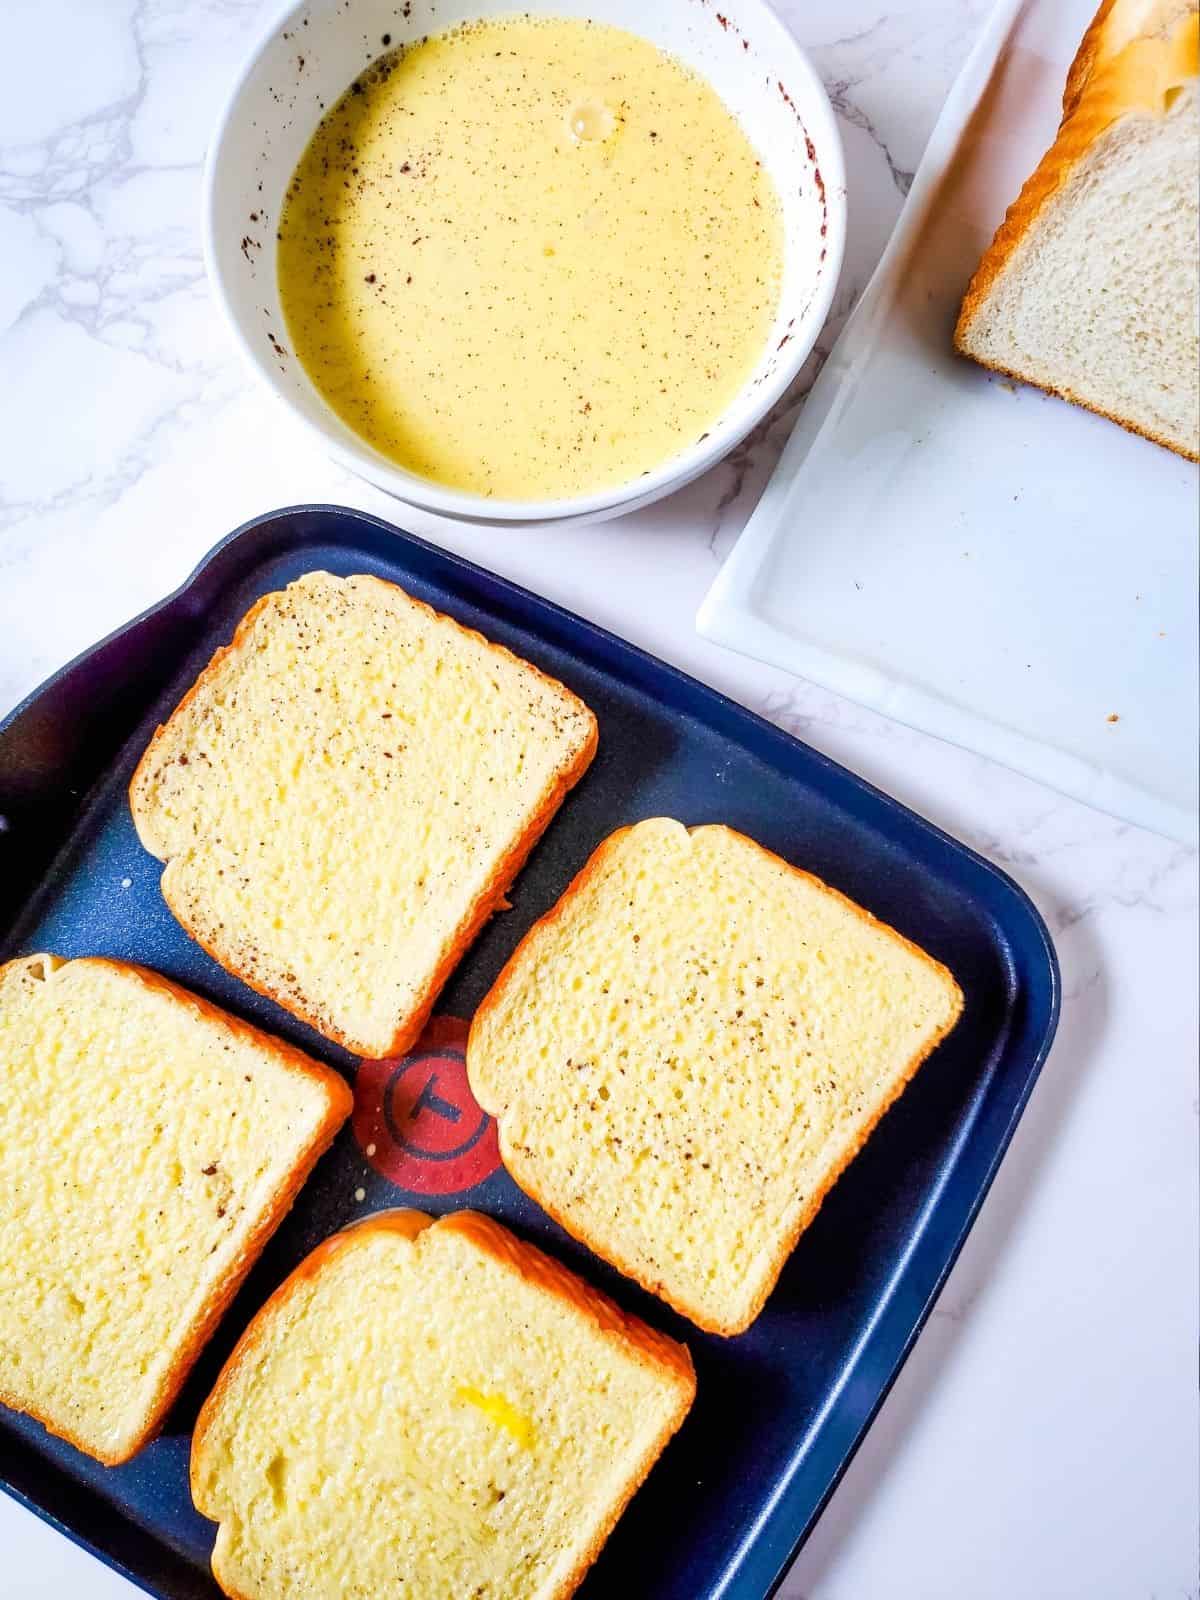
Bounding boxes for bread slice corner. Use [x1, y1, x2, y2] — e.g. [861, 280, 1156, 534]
[0, 953, 350, 1464]
[191, 1208, 694, 1600]
[468, 818, 964, 1336]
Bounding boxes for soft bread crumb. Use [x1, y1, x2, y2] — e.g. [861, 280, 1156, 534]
[129, 572, 597, 1058]
[468, 820, 964, 1335]
[0, 954, 350, 1464]
[191, 1210, 694, 1600]
[956, 2, 1200, 460]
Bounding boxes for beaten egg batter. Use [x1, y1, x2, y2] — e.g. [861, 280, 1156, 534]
[277, 15, 783, 500]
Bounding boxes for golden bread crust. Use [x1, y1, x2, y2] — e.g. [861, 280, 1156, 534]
[954, 1, 1200, 462]
[129, 573, 598, 1059]
[0, 954, 351, 1466]
[1062, 0, 1123, 123]
[192, 1208, 693, 1600]
[469, 822, 964, 1337]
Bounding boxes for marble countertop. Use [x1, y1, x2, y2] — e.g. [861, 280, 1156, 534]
[1, 1, 1196, 1596]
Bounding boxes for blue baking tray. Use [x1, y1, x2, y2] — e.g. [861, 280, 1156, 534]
[0, 505, 1058, 1600]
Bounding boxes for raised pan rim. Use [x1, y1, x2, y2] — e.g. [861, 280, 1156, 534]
[0, 503, 1060, 1600]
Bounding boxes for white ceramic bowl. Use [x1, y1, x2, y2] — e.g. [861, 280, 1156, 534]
[204, 0, 845, 525]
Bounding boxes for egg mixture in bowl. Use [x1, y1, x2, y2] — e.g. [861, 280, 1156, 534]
[206, 0, 844, 523]
[279, 17, 782, 501]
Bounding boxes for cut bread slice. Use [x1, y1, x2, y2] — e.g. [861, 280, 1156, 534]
[130, 572, 597, 1059]
[0, 954, 350, 1465]
[955, 0, 1200, 460]
[468, 819, 964, 1336]
[191, 1209, 695, 1600]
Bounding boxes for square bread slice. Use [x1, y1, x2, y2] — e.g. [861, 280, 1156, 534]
[0, 954, 351, 1465]
[191, 1209, 695, 1600]
[468, 819, 964, 1336]
[129, 572, 597, 1059]
[955, 0, 1199, 460]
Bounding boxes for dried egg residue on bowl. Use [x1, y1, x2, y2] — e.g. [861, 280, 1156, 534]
[276, 14, 784, 500]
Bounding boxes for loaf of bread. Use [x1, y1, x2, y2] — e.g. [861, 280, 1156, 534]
[469, 819, 964, 1335]
[0, 954, 350, 1465]
[130, 571, 597, 1059]
[955, 0, 1199, 460]
[191, 1208, 695, 1600]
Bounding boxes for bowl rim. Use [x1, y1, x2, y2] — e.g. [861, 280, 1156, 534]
[202, 0, 847, 524]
